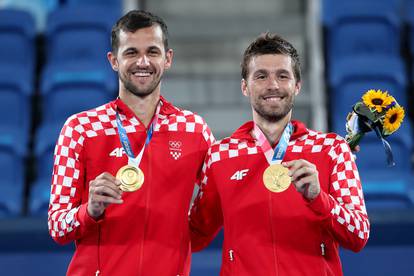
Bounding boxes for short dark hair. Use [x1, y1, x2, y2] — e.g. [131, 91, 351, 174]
[111, 10, 169, 54]
[241, 32, 301, 82]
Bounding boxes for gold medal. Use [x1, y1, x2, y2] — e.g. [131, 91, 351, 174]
[116, 165, 144, 192]
[263, 164, 291, 193]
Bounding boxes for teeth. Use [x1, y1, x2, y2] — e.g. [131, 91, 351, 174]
[134, 72, 151, 77]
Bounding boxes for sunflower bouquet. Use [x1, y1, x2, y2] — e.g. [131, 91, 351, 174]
[345, 89, 405, 166]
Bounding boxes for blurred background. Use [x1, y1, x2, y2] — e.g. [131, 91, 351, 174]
[0, 0, 413, 275]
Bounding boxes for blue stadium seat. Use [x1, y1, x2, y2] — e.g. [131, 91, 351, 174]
[357, 122, 414, 209]
[329, 56, 407, 136]
[0, 8, 36, 72]
[406, 0, 414, 58]
[40, 61, 117, 126]
[0, 0, 59, 31]
[0, 138, 24, 217]
[0, 65, 33, 153]
[191, 250, 222, 276]
[65, 0, 122, 11]
[322, 0, 401, 68]
[45, 5, 119, 65]
[29, 123, 61, 216]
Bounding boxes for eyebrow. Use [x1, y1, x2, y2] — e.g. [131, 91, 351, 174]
[277, 69, 291, 75]
[253, 68, 292, 76]
[253, 69, 268, 75]
[122, 47, 137, 54]
[148, 46, 161, 52]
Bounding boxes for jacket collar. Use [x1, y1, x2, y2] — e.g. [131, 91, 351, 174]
[111, 95, 179, 120]
[231, 120, 309, 142]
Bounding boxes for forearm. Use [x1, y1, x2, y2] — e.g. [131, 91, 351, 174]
[307, 190, 370, 251]
[48, 202, 101, 244]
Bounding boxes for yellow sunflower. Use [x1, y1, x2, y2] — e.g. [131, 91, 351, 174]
[383, 106, 405, 135]
[362, 89, 394, 113]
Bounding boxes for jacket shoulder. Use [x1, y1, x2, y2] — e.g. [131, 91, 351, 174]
[290, 129, 348, 153]
[208, 137, 258, 165]
[62, 102, 117, 138]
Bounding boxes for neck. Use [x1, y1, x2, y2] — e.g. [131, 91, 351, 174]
[253, 112, 291, 146]
[119, 89, 160, 127]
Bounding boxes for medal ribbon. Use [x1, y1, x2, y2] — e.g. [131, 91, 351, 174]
[116, 103, 160, 167]
[254, 122, 293, 165]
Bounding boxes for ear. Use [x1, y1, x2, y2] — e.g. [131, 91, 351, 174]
[107, 51, 119, 71]
[164, 49, 174, 69]
[294, 80, 301, 96]
[241, 79, 249, 97]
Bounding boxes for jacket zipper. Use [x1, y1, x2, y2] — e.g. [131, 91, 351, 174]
[138, 145, 152, 275]
[268, 193, 278, 275]
[96, 224, 101, 275]
[320, 242, 326, 256]
[228, 249, 236, 275]
[229, 249, 234, 261]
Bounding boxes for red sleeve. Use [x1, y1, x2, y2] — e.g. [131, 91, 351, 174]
[47, 116, 100, 245]
[307, 138, 370, 252]
[189, 147, 223, 252]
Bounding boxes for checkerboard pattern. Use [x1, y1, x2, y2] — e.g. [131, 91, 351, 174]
[156, 110, 215, 146]
[196, 126, 369, 241]
[328, 136, 369, 240]
[49, 102, 214, 239]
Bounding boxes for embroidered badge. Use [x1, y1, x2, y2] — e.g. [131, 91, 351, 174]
[169, 141, 182, 160]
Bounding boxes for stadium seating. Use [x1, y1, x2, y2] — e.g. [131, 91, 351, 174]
[40, 60, 117, 126]
[44, 5, 119, 66]
[65, 0, 122, 10]
[0, 65, 33, 154]
[357, 125, 414, 209]
[29, 123, 61, 216]
[0, 0, 58, 31]
[406, 0, 414, 58]
[0, 138, 24, 217]
[322, 0, 402, 69]
[0, 9, 36, 74]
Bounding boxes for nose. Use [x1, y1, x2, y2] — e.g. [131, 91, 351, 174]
[136, 55, 150, 66]
[268, 76, 279, 89]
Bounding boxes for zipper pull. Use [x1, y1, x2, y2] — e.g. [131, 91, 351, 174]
[95, 270, 100, 276]
[320, 243, 325, 256]
[229, 249, 234, 261]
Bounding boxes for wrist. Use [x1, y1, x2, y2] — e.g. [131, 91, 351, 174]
[304, 184, 320, 201]
[87, 204, 104, 220]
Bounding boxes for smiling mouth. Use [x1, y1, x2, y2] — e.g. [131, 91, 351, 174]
[263, 95, 284, 101]
[131, 70, 153, 77]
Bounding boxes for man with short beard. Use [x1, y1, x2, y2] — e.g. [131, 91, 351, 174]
[48, 10, 214, 276]
[189, 33, 369, 276]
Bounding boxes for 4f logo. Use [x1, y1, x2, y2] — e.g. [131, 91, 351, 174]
[230, 169, 249, 180]
[109, 147, 125, 157]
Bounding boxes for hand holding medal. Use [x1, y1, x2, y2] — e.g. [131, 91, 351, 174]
[256, 122, 293, 193]
[263, 164, 291, 193]
[283, 159, 320, 200]
[87, 172, 124, 219]
[116, 165, 144, 191]
[114, 105, 159, 192]
[257, 122, 320, 199]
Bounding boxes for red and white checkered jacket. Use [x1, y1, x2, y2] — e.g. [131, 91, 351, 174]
[48, 96, 214, 276]
[190, 120, 369, 276]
